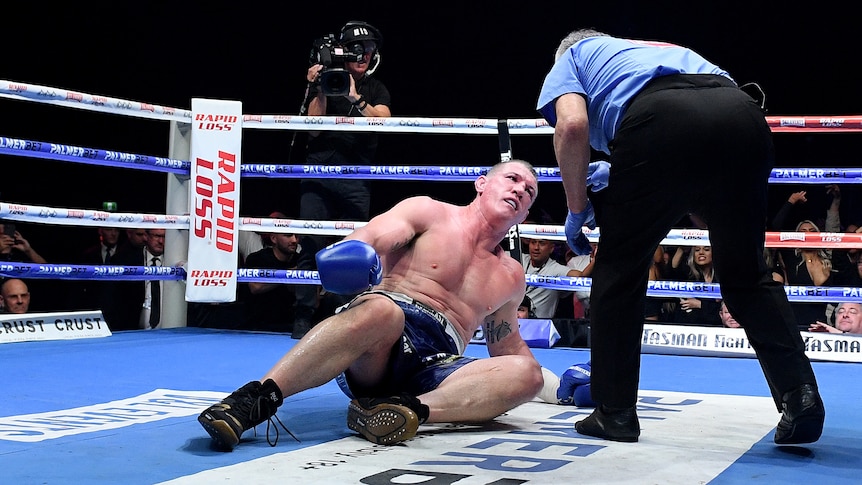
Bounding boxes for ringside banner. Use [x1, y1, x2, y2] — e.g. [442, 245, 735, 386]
[187, 99, 242, 302]
[0, 311, 110, 343]
[642, 323, 862, 363]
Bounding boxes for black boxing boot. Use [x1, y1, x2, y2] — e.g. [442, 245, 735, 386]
[575, 404, 640, 442]
[774, 383, 825, 445]
[198, 379, 295, 450]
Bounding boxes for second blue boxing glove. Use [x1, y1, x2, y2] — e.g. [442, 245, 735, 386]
[316, 239, 383, 295]
[573, 382, 596, 407]
[556, 362, 591, 405]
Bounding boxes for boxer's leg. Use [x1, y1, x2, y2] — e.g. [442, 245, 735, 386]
[199, 293, 405, 449]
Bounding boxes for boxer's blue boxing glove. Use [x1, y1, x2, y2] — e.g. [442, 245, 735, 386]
[587, 161, 611, 192]
[565, 201, 596, 256]
[315, 239, 383, 295]
[556, 362, 591, 405]
[573, 382, 596, 407]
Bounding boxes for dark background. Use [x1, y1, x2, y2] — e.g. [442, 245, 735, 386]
[2, 2, 860, 269]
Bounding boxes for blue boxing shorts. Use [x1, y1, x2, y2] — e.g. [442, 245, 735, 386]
[335, 290, 476, 399]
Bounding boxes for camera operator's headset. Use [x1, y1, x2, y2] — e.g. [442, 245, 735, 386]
[339, 20, 383, 76]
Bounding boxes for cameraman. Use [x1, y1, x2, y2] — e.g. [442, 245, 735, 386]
[293, 20, 392, 339]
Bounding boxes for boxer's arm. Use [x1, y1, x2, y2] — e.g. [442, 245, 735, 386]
[316, 197, 438, 294]
[483, 296, 533, 359]
[346, 196, 436, 254]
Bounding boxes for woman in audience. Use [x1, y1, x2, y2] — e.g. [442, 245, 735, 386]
[777, 220, 855, 327]
[670, 245, 721, 326]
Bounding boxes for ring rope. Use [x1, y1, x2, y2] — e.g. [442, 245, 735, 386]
[1, 261, 857, 304]
[0, 136, 189, 174]
[3, 79, 862, 134]
[1, 201, 858, 250]
[3, 135, 862, 185]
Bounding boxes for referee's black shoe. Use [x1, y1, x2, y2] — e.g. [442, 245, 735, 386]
[774, 383, 825, 445]
[575, 404, 640, 442]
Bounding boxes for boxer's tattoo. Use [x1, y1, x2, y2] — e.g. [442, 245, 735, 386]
[388, 233, 417, 252]
[485, 318, 513, 343]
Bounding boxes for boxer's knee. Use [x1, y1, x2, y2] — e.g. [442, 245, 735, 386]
[506, 355, 544, 401]
[341, 294, 404, 336]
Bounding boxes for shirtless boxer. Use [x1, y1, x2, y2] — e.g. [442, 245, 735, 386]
[198, 159, 546, 450]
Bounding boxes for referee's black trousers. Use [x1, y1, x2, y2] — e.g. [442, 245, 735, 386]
[588, 74, 817, 410]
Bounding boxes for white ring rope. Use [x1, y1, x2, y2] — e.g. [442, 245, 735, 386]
[4, 79, 862, 134]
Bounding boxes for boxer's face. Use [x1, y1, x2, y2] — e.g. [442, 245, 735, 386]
[477, 163, 538, 225]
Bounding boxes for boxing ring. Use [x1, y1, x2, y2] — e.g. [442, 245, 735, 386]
[2, 80, 862, 484]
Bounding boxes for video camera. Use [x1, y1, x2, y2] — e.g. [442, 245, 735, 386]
[309, 34, 365, 96]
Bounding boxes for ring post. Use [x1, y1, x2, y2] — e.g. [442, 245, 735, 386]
[163, 120, 191, 327]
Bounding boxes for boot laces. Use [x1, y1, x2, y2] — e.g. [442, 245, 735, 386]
[248, 395, 299, 446]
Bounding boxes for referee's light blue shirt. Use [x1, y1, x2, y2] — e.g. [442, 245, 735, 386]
[537, 36, 732, 153]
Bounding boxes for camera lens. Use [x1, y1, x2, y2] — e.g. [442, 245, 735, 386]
[320, 69, 350, 96]
[327, 75, 346, 92]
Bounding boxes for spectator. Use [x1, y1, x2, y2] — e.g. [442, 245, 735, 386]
[292, 20, 392, 340]
[0, 222, 47, 264]
[645, 245, 672, 321]
[565, 242, 596, 318]
[718, 300, 741, 328]
[824, 184, 842, 233]
[849, 252, 862, 287]
[775, 219, 855, 327]
[764, 247, 786, 283]
[522, 237, 582, 319]
[80, 226, 121, 265]
[123, 228, 148, 253]
[244, 218, 301, 333]
[518, 295, 536, 320]
[670, 245, 721, 326]
[72, 225, 121, 312]
[0, 278, 30, 314]
[238, 229, 265, 266]
[808, 302, 862, 334]
[771, 189, 811, 230]
[104, 228, 166, 330]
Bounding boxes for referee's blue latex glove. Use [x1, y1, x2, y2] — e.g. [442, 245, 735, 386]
[565, 201, 596, 256]
[587, 161, 611, 192]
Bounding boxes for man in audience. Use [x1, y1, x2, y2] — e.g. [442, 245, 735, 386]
[243, 212, 301, 333]
[123, 228, 149, 253]
[104, 228, 166, 330]
[809, 302, 862, 335]
[74, 224, 121, 311]
[522, 237, 583, 318]
[0, 278, 30, 314]
[718, 300, 741, 328]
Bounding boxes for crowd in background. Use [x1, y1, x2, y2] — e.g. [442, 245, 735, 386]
[515, 184, 862, 335]
[3, 183, 862, 337]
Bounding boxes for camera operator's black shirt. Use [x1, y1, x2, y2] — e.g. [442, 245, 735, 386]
[304, 75, 391, 166]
